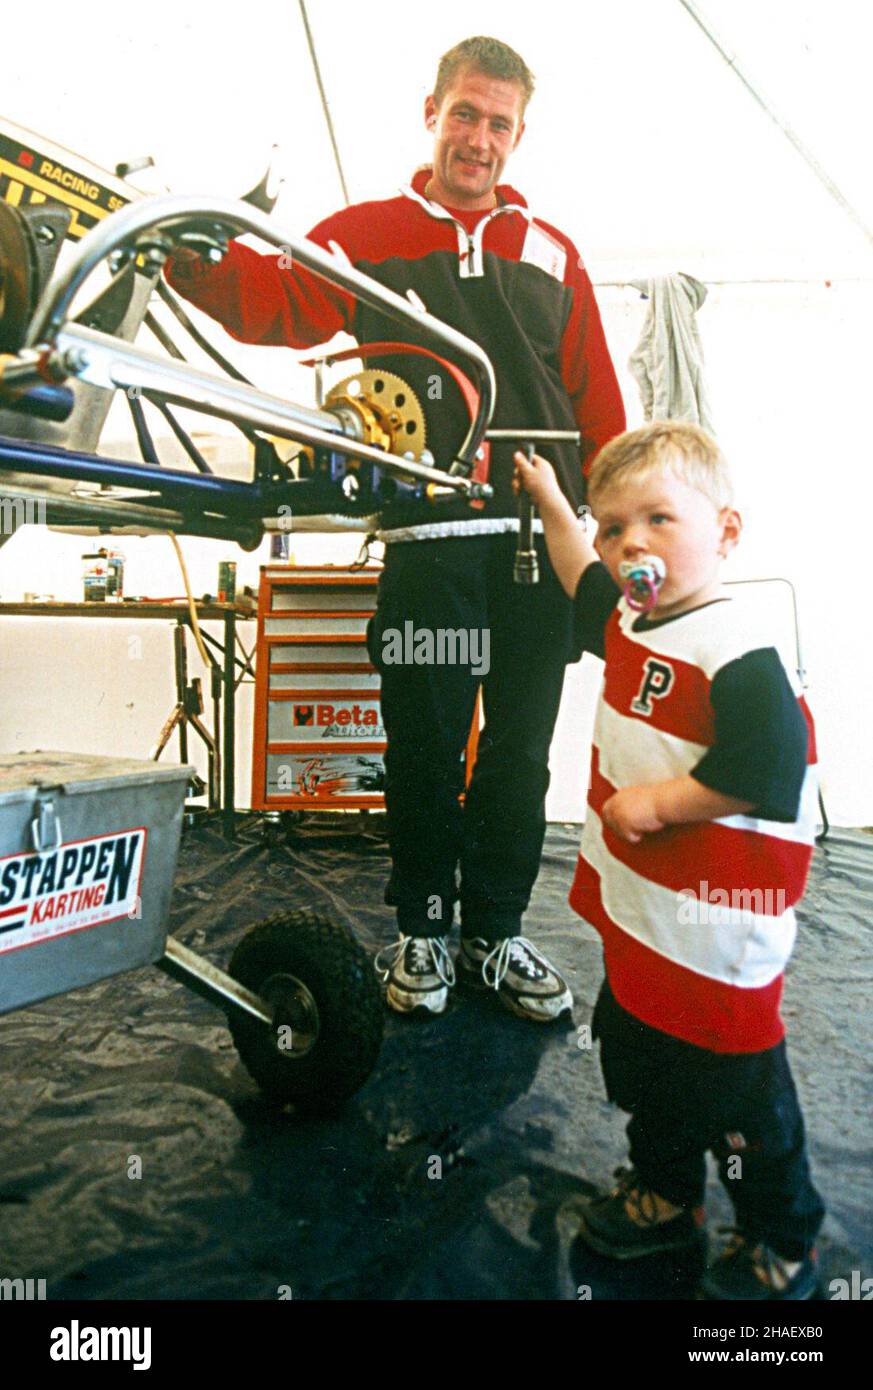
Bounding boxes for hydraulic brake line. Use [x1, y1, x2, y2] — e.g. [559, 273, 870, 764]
[156, 280, 255, 386]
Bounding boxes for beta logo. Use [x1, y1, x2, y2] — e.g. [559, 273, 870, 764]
[293, 705, 314, 726]
[314, 702, 384, 740]
[317, 703, 377, 727]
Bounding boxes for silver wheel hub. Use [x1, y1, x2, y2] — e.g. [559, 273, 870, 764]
[259, 972, 321, 1058]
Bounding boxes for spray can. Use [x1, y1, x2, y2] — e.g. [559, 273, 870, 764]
[218, 560, 237, 603]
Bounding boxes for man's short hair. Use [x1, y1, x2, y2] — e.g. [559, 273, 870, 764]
[588, 420, 734, 512]
[433, 36, 535, 112]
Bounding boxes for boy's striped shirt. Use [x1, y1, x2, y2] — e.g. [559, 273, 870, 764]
[571, 568, 817, 1052]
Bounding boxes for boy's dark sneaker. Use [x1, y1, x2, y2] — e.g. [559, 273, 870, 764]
[702, 1230, 819, 1301]
[577, 1166, 707, 1260]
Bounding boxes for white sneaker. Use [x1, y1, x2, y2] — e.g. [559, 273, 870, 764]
[374, 935, 456, 1015]
[458, 935, 573, 1021]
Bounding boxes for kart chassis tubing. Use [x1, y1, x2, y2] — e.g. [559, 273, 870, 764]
[0, 195, 497, 545]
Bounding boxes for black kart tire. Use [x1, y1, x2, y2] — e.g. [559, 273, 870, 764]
[227, 908, 383, 1111]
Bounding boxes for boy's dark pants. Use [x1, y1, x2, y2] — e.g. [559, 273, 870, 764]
[592, 979, 825, 1261]
[367, 533, 574, 942]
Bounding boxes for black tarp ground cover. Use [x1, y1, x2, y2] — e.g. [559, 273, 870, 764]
[0, 819, 869, 1300]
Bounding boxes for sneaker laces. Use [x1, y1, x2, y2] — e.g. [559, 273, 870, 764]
[479, 936, 548, 990]
[374, 934, 456, 987]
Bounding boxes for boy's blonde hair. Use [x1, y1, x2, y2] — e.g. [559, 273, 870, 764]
[588, 420, 733, 512]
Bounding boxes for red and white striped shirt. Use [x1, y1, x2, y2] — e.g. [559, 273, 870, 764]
[570, 570, 817, 1053]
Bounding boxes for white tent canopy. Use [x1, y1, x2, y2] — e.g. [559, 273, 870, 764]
[9, 0, 871, 278]
[2, 0, 871, 823]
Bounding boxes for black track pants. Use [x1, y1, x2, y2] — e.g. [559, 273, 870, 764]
[592, 978, 826, 1260]
[367, 533, 574, 942]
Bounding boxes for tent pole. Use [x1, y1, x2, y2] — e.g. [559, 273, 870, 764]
[678, 0, 873, 250]
[297, 0, 351, 207]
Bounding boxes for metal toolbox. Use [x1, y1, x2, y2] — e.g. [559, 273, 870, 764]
[0, 751, 192, 1014]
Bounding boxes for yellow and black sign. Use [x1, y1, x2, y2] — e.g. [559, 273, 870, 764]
[0, 119, 134, 241]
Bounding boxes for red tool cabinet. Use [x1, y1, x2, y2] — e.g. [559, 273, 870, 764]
[251, 562, 481, 813]
[251, 564, 386, 811]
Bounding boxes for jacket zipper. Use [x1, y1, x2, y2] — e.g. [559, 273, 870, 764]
[401, 185, 530, 279]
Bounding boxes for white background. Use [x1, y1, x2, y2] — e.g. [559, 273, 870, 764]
[1, 0, 871, 822]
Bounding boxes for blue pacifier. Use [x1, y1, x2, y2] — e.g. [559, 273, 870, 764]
[619, 555, 666, 613]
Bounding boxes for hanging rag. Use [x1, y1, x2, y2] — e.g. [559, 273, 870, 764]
[628, 272, 714, 432]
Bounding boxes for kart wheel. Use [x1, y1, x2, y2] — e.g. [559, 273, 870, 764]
[226, 908, 382, 1111]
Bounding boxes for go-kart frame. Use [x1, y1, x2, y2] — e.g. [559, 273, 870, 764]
[0, 192, 497, 547]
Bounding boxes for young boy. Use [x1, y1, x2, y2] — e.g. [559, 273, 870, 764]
[515, 421, 824, 1301]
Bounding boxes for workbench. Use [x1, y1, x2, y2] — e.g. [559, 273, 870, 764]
[0, 600, 256, 839]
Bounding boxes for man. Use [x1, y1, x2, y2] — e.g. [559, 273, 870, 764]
[165, 36, 626, 1021]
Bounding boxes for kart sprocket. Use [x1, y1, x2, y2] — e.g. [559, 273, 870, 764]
[325, 368, 427, 460]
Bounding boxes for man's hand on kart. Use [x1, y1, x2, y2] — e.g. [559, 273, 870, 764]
[166, 221, 234, 269]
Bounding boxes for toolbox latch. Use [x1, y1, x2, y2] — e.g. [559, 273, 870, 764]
[31, 794, 63, 853]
